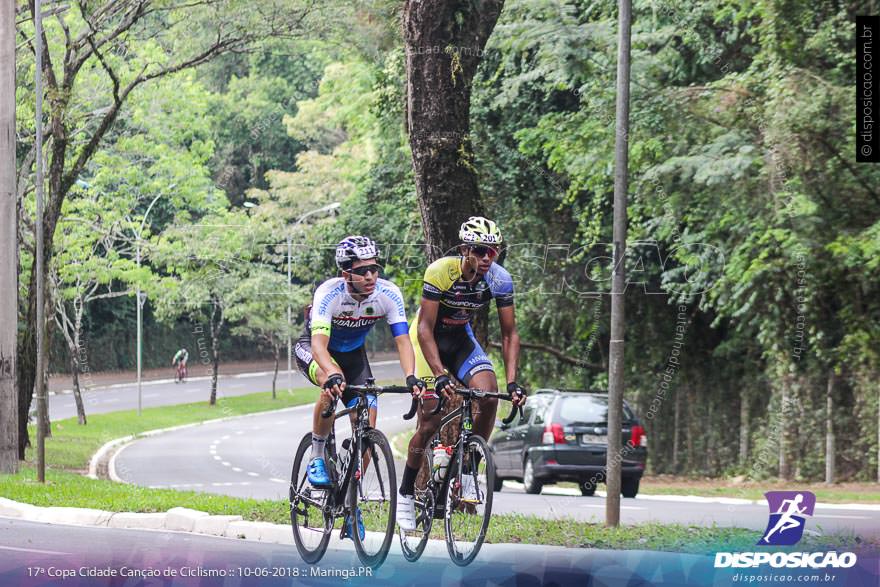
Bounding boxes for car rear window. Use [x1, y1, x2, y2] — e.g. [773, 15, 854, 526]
[555, 396, 634, 424]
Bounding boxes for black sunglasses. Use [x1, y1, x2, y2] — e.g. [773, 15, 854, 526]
[469, 245, 498, 258]
[348, 264, 382, 276]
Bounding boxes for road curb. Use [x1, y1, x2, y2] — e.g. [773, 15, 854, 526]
[0, 496, 297, 546]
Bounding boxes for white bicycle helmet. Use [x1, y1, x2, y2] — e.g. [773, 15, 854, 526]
[335, 236, 380, 270]
[459, 216, 503, 245]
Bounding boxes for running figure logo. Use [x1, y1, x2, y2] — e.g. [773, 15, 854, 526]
[758, 491, 816, 546]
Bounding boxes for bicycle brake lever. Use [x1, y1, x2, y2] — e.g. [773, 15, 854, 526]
[430, 393, 445, 416]
[403, 397, 419, 420]
[321, 397, 338, 419]
[501, 402, 522, 425]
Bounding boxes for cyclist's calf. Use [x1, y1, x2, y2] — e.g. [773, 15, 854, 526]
[404, 402, 442, 469]
[472, 396, 499, 441]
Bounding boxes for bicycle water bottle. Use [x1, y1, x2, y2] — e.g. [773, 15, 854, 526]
[432, 445, 451, 482]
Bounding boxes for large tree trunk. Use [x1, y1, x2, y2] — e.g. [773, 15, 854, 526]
[403, 0, 503, 256]
[824, 370, 835, 484]
[403, 0, 504, 487]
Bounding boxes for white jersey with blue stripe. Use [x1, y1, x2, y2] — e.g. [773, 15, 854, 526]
[309, 278, 409, 352]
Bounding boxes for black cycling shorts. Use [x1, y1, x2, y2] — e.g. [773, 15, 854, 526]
[294, 332, 376, 409]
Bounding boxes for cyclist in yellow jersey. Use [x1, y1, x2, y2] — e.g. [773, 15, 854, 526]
[396, 217, 526, 531]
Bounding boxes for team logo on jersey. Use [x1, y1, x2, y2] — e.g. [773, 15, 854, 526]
[365, 306, 375, 316]
[758, 491, 816, 546]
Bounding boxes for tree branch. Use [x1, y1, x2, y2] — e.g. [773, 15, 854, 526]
[488, 340, 603, 370]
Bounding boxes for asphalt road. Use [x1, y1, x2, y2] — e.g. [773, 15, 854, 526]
[0, 518, 730, 587]
[114, 398, 880, 537]
[47, 361, 406, 422]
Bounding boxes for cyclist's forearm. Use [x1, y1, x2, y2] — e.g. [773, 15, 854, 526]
[394, 334, 416, 376]
[417, 323, 445, 376]
[501, 329, 520, 384]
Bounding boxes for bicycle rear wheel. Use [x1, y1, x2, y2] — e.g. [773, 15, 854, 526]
[444, 435, 494, 567]
[290, 433, 332, 563]
[350, 428, 396, 569]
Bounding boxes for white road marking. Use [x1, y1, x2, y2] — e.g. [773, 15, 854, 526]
[222, 462, 231, 467]
[232, 467, 243, 472]
[813, 514, 870, 520]
[213, 455, 221, 461]
[222, 435, 231, 440]
[247, 472, 259, 477]
[270, 478, 287, 484]
[209, 450, 216, 455]
[234, 431, 244, 435]
[0, 545, 72, 555]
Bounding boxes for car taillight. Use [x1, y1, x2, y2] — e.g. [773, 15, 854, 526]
[630, 425, 647, 447]
[542, 423, 565, 445]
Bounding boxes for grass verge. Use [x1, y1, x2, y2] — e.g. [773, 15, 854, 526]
[637, 480, 880, 504]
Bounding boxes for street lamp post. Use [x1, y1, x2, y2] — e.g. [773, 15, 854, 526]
[286, 202, 340, 394]
[135, 193, 164, 416]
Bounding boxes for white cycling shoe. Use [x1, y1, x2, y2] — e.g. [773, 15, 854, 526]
[397, 493, 417, 531]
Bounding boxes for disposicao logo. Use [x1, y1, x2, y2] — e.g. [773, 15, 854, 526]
[758, 491, 815, 546]
[714, 490, 858, 570]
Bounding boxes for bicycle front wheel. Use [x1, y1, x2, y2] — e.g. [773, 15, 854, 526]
[290, 433, 332, 564]
[350, 428, 397, 569]
[444, 435, 494, 567]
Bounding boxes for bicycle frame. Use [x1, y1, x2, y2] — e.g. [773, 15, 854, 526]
[316, 382, 411, 515]
[415, 387, 522, 512]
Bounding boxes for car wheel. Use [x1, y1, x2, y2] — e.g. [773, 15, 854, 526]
[522, 459, 543, 495]
[493, 475, 504, 492]
[580, 481, 596, 496]
[621, 476, 640, 498]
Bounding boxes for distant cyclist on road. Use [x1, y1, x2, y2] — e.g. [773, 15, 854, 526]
[294, 236, 425, 540]
[396, 217, 526, 531]
[172, 348, 188, 383]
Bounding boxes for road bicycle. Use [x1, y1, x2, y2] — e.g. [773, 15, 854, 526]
[289, 379, 416, 569]
[399, 386, 522, 567]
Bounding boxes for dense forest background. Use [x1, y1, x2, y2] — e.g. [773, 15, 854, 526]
[15, 0, 880, 481]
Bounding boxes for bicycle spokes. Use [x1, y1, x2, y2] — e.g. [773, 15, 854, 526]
[444, 436, 494, 567]
[290, 435, 333, 563]
[350, 430, 396, 568]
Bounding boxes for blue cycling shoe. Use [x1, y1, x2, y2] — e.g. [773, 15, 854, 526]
[341, 508, 365, 541]
[307, 457, 332, 487]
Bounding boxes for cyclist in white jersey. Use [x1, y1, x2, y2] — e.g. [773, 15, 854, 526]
[294, 237, 425, 535]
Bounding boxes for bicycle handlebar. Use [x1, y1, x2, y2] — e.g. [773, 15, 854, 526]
[319, 382, 415, 419]
[428, 387, 525, 424]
